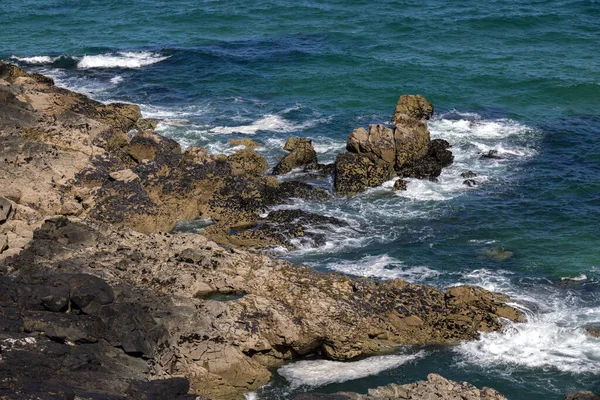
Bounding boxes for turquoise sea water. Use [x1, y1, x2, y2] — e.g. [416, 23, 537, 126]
[2, 1, 599, 398]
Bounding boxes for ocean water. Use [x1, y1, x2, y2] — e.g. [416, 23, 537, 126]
[2, 0, 600, 398]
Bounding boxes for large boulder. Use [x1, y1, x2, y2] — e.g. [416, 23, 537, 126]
[392, 94, 434, 122]
[127, 130, 181, 162]
[397, 138, 454, 179]
[273, 137, 318, 175]
[227, 149, 268, 176]
[0, 197, 12, 223]
[334, 152, 395, 196]
[346, 125, 396, 167]
[393, 115, 431, 169]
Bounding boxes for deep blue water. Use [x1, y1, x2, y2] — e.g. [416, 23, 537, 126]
[2, 1, 599, 398]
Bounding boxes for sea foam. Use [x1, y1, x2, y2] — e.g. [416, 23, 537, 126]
[77, 51, 169, 69]
[278, 351, 424, 388]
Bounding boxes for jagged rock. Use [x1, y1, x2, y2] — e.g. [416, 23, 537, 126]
[392, 94, 434, 122]
[2, 217, 524, 398]
[180, 146, 215, 165]
[0, 197, 12, 223]
[312, 373, 507, 400]
[273, 137, 319, 175]
[564, 391, 600, 400]
[463, 179, 477, 187]
[392, 179, 408, 191]
[347, 125, 396, 166]
[0, 234, 7, 253]
[584, 323, 600, 338]
[481, 150, 502, 159]
[128, 130, 182, 162]
[461, 171, 477, 178]
[397, 139, 454, 180]
[393, 115, 431, 169]
[69, 274, 115, 314]
[228, 138, 261, 150]
[334, 152, 395, 196]
[135, 118, 158, 131]
[227, 149, 268, 176]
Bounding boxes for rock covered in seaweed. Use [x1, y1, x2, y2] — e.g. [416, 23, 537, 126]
[335, 94, 453, 195]
[273, 137, 319, 175]
[2, 216, 525, 399]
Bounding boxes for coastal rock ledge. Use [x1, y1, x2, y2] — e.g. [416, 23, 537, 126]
[297, 373, 508, 400]
[0, 63, 523, 399]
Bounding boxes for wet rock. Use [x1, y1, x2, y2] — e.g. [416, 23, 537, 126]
[397, 139, 454, 180]
[0, 197, 12, 223]
[584, 323, 600, 338]
[128, 130, 181, 162]
[135, 118, 158, 131]
[481, 149, 502, 159]
[392, 179, 408, 191]
[334, 152, 395, 195]
[461, 171, 477, 178]
[393, 115, 431, 169]
[392, 94, 434, 122]
[227, 149, 268, 176]
[323, 373, 507, 400]
[463, 179, 477, 187]
[273, 137, 319, 175]
[228, 138, 261, 150]
[564, 391, 600, 400]
[264, 181, 330, 204]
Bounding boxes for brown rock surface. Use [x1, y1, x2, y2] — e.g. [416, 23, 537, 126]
[228, 138, 261, 150]
[300, 374, 507, 400]
[334, 152, 395, 195]
[273, 137, 319, 175]
[392, 94, 434, 122]
[3, 217, 524, 399]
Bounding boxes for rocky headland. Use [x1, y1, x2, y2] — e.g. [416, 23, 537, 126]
[0, 62, 548, 399]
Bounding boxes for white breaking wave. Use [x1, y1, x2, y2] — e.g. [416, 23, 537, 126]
[211, 114, 329, 135]
[278, 351, 424, 388]
[456, 268, 600, 375]
[77, 51, 169, 69]
[11, 55, 59, 64]
[110, 75, 124, 84]
[323, 254, 440, 281]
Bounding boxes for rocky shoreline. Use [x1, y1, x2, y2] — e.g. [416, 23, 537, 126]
[0, 62, 594, 400]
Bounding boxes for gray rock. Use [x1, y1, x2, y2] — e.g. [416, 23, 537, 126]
[0, 196, 12, 223]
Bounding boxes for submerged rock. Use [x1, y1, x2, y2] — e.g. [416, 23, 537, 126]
[463, 179, 477, 187]
[564, 392, 600, 400]
[273, 137, 319, 175]
[478, 246, 514, 262]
